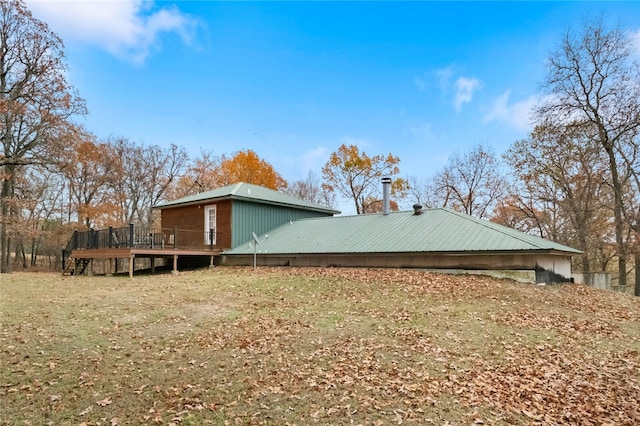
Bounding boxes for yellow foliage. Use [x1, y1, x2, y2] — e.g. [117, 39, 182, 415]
[217, 150, 287, 190]
[322, 144, 403, 214]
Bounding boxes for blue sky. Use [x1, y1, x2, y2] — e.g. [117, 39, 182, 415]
[26, 1, 640, 211]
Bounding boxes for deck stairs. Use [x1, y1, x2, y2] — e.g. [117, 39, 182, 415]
[62, 256, 89, 276]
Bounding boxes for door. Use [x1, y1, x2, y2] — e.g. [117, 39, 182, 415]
[204, 205, 216, 245]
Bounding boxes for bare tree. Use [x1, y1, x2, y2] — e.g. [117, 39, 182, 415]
[535, 16, 640, 287]
[429, 143, 505, 219]
[11, 165, 66, 269]
[0, 0, 85, 272]
[405, 175, 449, 210]
[618, 135, 640, 295]
[285, 170, 335, 207]
[111, 139, 188, 227]
[167, 149, 221, 199]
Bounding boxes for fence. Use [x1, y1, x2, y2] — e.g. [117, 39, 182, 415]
[572, 272, 611, 290]
[63, 224, 223, 268]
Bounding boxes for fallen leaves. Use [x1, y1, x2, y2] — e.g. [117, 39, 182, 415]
[96, 397, 112, 406]
[1, 268, 638, 425]
[460, 343, 640, 424]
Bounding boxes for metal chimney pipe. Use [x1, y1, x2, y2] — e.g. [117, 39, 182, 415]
[381, 177, 391, 215]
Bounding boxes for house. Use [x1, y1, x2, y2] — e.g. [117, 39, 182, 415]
[219, 205, 581, 283]
[63, 181, 580, 283]
[152, 182, 340, 250]
[62, 182, 339, 277]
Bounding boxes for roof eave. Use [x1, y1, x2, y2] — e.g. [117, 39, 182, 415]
[153, 194, 340, 214]
[223, 248, 583, 256]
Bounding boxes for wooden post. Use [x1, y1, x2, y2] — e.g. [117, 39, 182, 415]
[173, 254, 178, 275]
[108, 226, 113, 248]
[129, 223, 134, 248]
[129, 254, 134, 278]
[151, 257, 155, 274]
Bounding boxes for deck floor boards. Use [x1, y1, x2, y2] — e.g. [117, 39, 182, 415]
[70, 248, 222, 259]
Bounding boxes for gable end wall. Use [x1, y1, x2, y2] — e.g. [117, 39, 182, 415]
[231, 200, 333, 248]
[160, 200, 232, 249]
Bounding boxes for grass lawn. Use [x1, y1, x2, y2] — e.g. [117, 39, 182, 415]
[1, 267, 639, 425]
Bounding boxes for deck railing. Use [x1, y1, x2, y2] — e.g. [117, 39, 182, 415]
[62, 224, 223, 266]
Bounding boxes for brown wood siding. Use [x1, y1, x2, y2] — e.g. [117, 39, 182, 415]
[160, 200, 232, 250]
[216, 200, 232, 249]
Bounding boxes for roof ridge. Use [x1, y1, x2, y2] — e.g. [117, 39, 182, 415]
[229, 182, 245, 195]
[440, 208, 548, 250]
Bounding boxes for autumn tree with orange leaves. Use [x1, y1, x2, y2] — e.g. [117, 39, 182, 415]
[535, 16, 640, 288]
[58, 130, 123, 229]
[169, 149, 287, 200]
[215, 149, 287, 190]
[322, 144, 405, 214]
[499, 124, 614, 274]
[0, 0, 86, 272]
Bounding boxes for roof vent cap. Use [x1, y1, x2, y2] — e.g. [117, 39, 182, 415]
[413, 204, 423, 215]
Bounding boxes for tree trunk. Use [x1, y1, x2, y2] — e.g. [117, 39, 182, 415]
[0, 207, 9, 273]
[31, 237, 39, 267]
[605, 146, 627, 287]
[635, 250, 640, 297]
[578, 230, 590, 273]
[1, 166, 14, 273]
[13, 240, 26, 269]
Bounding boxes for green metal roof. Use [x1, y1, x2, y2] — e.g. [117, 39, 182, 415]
[153, 182, 340, 215]
[224, 208, 582, 255]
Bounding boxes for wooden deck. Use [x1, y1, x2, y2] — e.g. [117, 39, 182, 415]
[68, 247, 223, 278]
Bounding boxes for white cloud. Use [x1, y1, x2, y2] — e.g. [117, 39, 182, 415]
[25, 0, 198, 64]
[298, 146, 329, 176]
[415, 65, 481, 112]
[409, 121, 435, 140]
[453, 76, 481, 112]
[484, 90, 537, 131]
[434, 65, 455, 91]
[414, 66, 456, 93]
[414, 76, 427, 91]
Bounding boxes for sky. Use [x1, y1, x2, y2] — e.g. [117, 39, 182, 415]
[24, 0, 640, 213]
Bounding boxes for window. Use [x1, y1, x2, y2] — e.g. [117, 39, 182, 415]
[204, 205, 216, 245]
